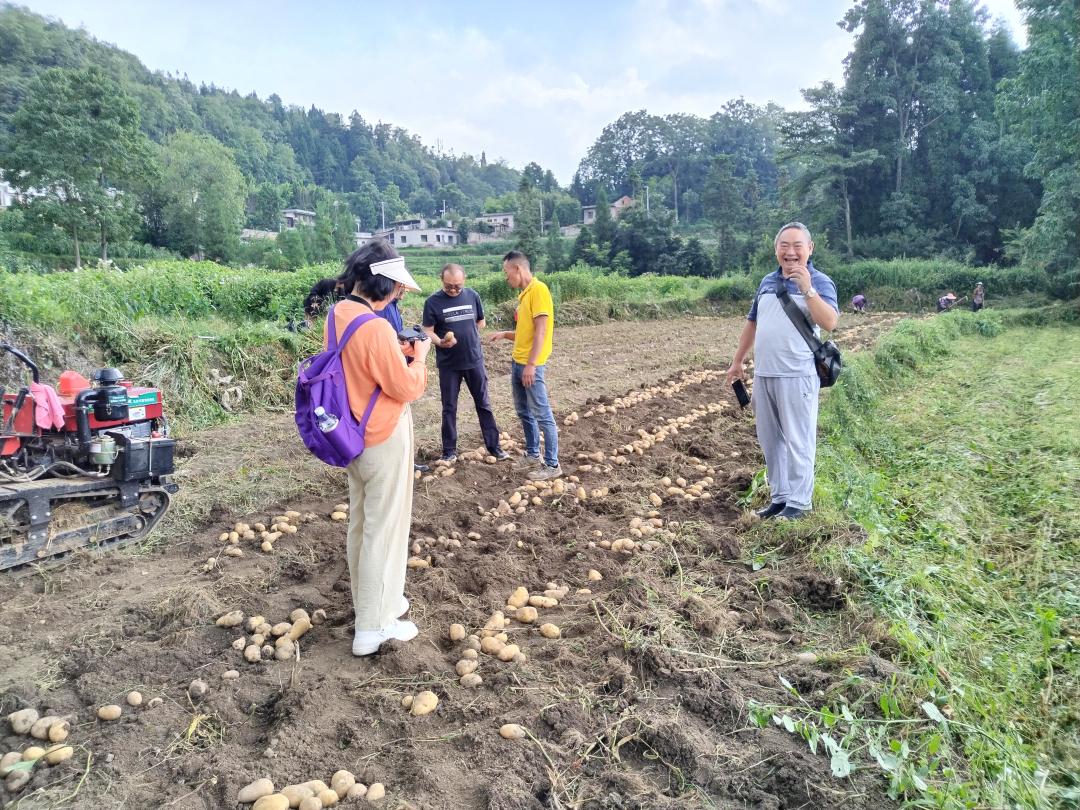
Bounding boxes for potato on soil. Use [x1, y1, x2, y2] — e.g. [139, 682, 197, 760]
[6, 769, 31, 792]
[410, 690, 439, 716]
[237, 778, 276, 803]
[280, 784, 314, 805]
[480, 636, 504, 655]
[287, 617, 312, 641]
[252, 795, 290, 810]
[507, 586, 529, 608]
[318, 787, 339, 806]
[455, 659, 478, 676]
[515, 606, 538, 623]
[29, 715, 60, 740]
[270, 621, 292, 637]
[587, 569, 603, 581]
[528, 595, 557, 608]
[461, 648, 478, 660]
[225, 547, 244, 557]
[298, 798, 322, 810]
[244, 644, 262, 663]
[126, 690, 143, 707]
[215, 609, 244, 628]
[346, 783, 368, 799]
[22, 745, 46, 762]
[222, 670, 240, 680]
[44, 744, 73, 765]
[366, 783, 386, 801]
[188, 679, 209, 699]
[330, 770, 356, 796]
[499, 723, 527, 740]
[97, 704, 122, 721]
[311, 608, 327, 625]
[459, 673, 483, 688]
[400, 695, 413, 710]
[539, 623, 562, 639]
[448, 623, 466, 641]
[7, 707, 39, 735]
[47, 720, 71, 742]
[496, 643, 521, 662]
[330, 511, 348, 521]
[274, 640, 296, 661]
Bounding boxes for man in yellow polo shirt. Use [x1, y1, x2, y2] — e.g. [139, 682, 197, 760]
[488, 250, 561, 480]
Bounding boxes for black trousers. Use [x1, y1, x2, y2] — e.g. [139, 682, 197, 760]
[439, 366, 501, 456]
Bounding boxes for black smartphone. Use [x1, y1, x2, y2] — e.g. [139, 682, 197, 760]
[732, 379, 751, 408]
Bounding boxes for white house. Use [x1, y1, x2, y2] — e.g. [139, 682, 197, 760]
[375, 218, 458, 247]
[282, 208, 316, 229]
[476, 212, 514, 234]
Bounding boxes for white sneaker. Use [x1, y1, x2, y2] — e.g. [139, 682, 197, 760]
[352, 619, 419, 656]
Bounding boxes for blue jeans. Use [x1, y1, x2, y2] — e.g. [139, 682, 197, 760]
[510, 361, 559, 467]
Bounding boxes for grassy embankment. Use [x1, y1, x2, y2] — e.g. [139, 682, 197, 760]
[746, 308, 1078, 808]
[0, 258, 1056, 432]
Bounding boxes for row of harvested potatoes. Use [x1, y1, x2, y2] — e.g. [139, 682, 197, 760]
[236, 770, 384, 808]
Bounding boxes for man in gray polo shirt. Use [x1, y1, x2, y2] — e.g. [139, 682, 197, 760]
[725, 222, 839, 520]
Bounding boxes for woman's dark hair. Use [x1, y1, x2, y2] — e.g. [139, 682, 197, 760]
[338, 239, 399, 302]
[303, 277, 341, 318]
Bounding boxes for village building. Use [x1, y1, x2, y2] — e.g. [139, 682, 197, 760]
[475, 212, 514, 234]
[582, 195, 635, 225]
[375, 217, 458, 247]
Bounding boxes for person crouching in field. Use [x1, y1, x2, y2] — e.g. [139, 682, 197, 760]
[423, 263, 508, 464]
[489, 251, 562, 480]
[725, 222, 839, 521]
[328, 240, 429, 656]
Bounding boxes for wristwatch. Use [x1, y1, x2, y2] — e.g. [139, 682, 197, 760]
[803, 288, 819, 299]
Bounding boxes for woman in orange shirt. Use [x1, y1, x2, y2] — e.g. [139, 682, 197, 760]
[328, 240, 429, 656]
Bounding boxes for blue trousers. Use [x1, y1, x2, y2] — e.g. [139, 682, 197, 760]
[510, 361, 559, 467]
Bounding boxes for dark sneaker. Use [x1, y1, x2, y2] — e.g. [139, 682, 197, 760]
[528, 463, 563, 481]
[489, 448, 511, 461]
[777, 506, 806, 520]
[440, 454, 458, 464]
[755, 502, 787, 519]
[514, 454, 543, 471]
[414, 462, 430, 473]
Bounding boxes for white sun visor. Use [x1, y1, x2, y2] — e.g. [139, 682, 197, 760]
[370, 257, 421, 291]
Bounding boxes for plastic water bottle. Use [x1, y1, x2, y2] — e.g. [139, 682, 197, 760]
[314, 406, 339, 432]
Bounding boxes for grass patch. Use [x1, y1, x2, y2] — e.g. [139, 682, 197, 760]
[790, 311, 1079, 807]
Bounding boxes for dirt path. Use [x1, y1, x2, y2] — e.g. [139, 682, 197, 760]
[0, 314, 903, 809]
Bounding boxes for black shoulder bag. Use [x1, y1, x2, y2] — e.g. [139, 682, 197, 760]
[774, 278, 843, 388]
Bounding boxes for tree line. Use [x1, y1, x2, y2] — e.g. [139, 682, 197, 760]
[0, 1, 1075, 286]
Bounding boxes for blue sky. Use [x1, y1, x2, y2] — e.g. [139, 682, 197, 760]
[23, 0, 1026, 184]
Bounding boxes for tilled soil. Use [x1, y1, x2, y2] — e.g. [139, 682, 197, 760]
[0, 314, 903, 809]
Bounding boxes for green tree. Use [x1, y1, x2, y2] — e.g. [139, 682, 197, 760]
[999, 0, 1080, 277]
[513, 176, 542, 264]
[544, 212, 565, 272]
[701, 155, 748, 273]
[278, 228, 308, 269]
[678, 237, 714, 277]
[2, 66, 151, 266]
[592, 185, 616, 249]
[779, 81, 882, 258]
[250, 182, 285, 230]
[569, 225, 596, 267]
[158, 131, 245, 261]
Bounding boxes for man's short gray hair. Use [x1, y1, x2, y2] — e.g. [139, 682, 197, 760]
[774, 221, 813, 247]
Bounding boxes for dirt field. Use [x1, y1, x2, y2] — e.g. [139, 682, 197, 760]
[0, 313, 905, 809]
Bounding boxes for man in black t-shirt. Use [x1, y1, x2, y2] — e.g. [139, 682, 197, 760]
[422, 264, 508, 463]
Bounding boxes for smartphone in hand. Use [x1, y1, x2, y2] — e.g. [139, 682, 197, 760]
[732, 379, 750, 408]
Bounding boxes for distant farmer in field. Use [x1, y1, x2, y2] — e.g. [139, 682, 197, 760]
[328, 240, 429, 656]
[851, 293, 867, 314]
[423, 264, 508, 463]
[971, 282, 985, 312]
[725, 222, 839, 521]
[489, 250, 561, 480]
[937, 292, 959, 313]
[292, 277, 343, 331]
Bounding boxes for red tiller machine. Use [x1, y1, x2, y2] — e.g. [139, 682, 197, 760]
[1, 343, 178, 570]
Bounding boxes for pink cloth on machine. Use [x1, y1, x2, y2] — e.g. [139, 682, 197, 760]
[28, 382, 66, 430]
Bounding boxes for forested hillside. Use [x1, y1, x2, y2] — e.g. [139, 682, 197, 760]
[0, 3, 527, 231]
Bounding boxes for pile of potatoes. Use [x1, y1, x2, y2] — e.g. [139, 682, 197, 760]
[478, 473, 597, 527]
[604, 403, 726, 466]
[237, 770, 384, 807]
[2, 709, 78, 792]
[205, 510, 318, 569]
[589, 512, 672, 556]
[217, 607, 325, 665]
[581, 369, 726, 419]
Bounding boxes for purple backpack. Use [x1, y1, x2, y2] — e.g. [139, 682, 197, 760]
[295, 304, 381, 467]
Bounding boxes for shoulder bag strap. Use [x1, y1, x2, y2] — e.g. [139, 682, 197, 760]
[331, 304, 378, 357]
[774, 277, 824, 353]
